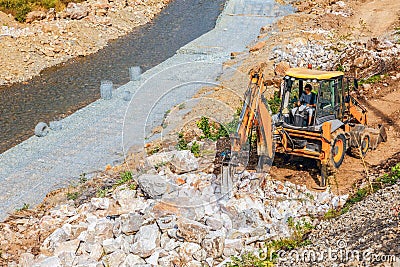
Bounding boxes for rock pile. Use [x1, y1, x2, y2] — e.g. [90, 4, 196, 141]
[270, 37, 399, 79]
[270, 41, 339, 71]
[337, 38, 400, 79]
[3, 149, 349, 266]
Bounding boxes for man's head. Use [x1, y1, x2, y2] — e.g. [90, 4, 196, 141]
[304, 84, 312, 93]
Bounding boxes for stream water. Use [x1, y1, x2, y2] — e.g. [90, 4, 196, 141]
[0, 0, 226, 153]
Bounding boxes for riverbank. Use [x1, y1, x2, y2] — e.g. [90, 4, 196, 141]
[0, 0, 293, 264]
[0, 0, 291, 222]
[0, 0, 227, 155]
[0, 0, 170, 86]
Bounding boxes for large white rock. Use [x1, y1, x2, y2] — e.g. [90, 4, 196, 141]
[176, 218, 210, 244]
[131, 224, 160, 257]
[54, 239, 80, 254]
[89, 243, 104, 261]
[120, 254, 146, 266]
[65, 2, 88, 20]
[146, 150, 198, 174]
[37, 256, 62, 267]
[102, 249, 126, 266]
[73, 255, 101, 267]
[102, 237, 121, 254]
[202, 230, 225, 258]
[120, 213, 144, 234]
[145, 250, 160, 265]
[179, 242, 201, 263]
[138, 174, 167, 199]
[57, 251, 76, 266]
[40, 224, 72, 253]
[83, 218, 114, 245]
[91, 198, 110, 210]
[19, 253, 35, 267]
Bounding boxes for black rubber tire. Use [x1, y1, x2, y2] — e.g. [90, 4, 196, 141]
[331, 131, 347, 169]
[320, 130, 346, 187]
[350, 133, 370, 159]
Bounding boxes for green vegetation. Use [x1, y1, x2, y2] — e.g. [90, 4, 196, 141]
[190, 141, 201, 157]
[266, 218, 314, 251]
[324, 163, 400, 218]
[96, 188, 109, 198]
[154, 161, 167, 170]
[304, 192, 314, 200]
[176, 133, 201, 157]
[16, 203, 30, 211]
[115, 171, 133, 186]
[129, 183, 137, 190]
[149, 145, 161, 155]
[226, 218, 314, 266]
[178, 103, 186, 110]
[177, 132, 188, 150]
[336, 64, 345, 72]
[376, 163, 400, 186]
[196, 114, 239, 142]
[359, 74, 385, 85]
[227, 252, 274, 267]
[79, 173, 87, 184]
[267, 91, 281, 114]
[67, 191, 79, 200]
[0, 0, 83, 22]
[113, 171, 137, 190]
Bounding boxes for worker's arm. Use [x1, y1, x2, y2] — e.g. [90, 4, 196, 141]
[307, 93, 316, 107]
[298, 94, 304, 106]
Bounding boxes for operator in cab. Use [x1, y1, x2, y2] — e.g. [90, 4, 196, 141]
[291, 84, 316, 126]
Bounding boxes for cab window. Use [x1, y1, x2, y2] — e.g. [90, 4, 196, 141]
[317, 80, 335, 118]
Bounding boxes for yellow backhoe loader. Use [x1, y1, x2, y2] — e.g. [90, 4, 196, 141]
[229, 67, 387, 187]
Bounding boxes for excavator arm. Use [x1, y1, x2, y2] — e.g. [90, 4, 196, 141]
[231, 69, 275, 171]
[346, 95, 368, 125]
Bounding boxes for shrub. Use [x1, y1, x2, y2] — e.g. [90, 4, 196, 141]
[176, 132, 188, 150]
[16, 203, 30, 211]
[0, 0, 31, 22]
[196, 116, 232, 141]
[67, 191, 79, 200]
[190, 141, 200, 157]
[115, 171, 133, 186]
[267, 91, 282, 114]
[359, 74, 385, 85]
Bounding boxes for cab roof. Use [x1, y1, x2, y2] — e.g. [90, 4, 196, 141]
[285, 68, 344, 80]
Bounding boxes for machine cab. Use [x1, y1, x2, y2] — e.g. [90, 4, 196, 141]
[279, 68, 345, 128]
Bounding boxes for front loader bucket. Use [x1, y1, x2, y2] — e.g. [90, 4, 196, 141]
[366, 124, 387, 150]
